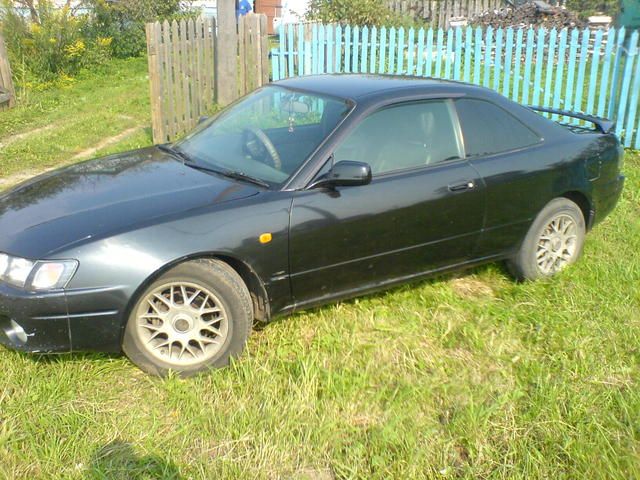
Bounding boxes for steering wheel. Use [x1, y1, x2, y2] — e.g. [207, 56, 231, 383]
[243, 127, 282, 170]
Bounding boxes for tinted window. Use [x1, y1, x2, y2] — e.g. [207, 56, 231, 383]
[333, 100, 462, 175]
[455, 98, 540, 157]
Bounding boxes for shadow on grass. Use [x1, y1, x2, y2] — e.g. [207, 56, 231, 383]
[85, 440, 183, 479]
[255, 261, 511, 331]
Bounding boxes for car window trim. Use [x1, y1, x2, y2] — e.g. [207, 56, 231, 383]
[454, 96, 544, 159]
[300, 94, 468, 189]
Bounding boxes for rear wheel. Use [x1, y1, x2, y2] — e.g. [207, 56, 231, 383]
[123, 259, 253, 376]
[508, 198, 586, 281]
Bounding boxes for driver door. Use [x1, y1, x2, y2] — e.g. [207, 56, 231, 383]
[288, 99, 486, 306]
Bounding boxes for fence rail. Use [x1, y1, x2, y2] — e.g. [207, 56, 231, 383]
[146, 12, 269, 143]
[271, 23, 640, 148]
[0, 33, 15, 110]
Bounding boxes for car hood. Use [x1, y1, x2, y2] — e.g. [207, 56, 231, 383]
[0, 146, 259, 258]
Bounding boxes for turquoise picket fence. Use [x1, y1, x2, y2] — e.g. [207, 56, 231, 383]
[271, 24, 640, 149]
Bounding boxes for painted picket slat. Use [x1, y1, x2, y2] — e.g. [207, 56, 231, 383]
[361, 26, 370, 74]
[352, 26, 360, 74]
[378, 27, 387, 73]
[473, 27, 482, 85]
[493, 28, 504, 92]
[278, 24, 286, 80]
[572, 29, 590, 120]
[608, 27, 627, 118]
[369, 26, 378, 74]
[396, 27, 405, 74]
[435, 28, 444, 78]
[562, 29, 579, 123]
[483, 27, 493, 88]
[407, 28, 416, 76]
[454, 27, 463, 81]
[586, 30, 604, 115]
[615, 30, 638, 138]
[297, 23, 304, 76]
[444, 28, 454, 79]
[388, 27, 397, 74]
[424, 28, 434, 77]
[317, 25, 325, 74]
[512, 28, 524, 102]
[532, 28, 546, 106]
[551, 28, 568, 121]
[312, 24, 319, 74]
[521, 29, 534, 105]
[344, 25, 351, 73]
[335, 25, 342, 73]
[598, 28, 617, 117]
[416, 28, 425, 76]
[463, 26, 473, 83]
[502, 27, 514, 98]
[542, 28, 558, 111]
[287, 24, 294, 77]
[624, 37, 640, 147]
[326, 25, 334, 74]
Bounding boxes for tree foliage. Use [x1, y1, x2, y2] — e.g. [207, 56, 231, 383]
[565, 0, 620, 19]
[305, 0, 418, 27]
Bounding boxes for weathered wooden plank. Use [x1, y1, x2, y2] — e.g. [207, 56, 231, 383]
[238, 15, 247, 95]
[0, 33, 15, 109]
[260, 14, 270, 86]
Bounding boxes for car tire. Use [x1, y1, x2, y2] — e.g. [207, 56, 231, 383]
[507, 197, 586, 281]
[122, 259, 253, 377]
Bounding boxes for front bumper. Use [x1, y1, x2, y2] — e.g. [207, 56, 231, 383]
[0, 283, 128, 353]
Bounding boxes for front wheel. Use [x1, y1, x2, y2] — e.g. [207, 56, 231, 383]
[507, 198, 586, 281]
[123, 259, 253, 376]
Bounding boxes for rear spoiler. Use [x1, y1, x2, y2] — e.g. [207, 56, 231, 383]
[528, 106, 616, 134]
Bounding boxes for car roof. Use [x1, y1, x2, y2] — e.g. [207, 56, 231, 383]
[273, 74, 491, 101]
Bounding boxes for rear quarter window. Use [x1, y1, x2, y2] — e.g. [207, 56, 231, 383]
[455, 98, 541, 157]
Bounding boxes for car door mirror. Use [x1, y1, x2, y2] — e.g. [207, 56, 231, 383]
[309, 161, 372, 189]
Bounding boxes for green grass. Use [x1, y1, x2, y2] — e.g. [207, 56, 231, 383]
[0, 58, 639, 479]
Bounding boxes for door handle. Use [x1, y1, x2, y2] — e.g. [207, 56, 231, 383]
[448, 181, 475, 192]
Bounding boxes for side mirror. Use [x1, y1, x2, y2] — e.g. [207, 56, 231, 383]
[309, 161, 372, 189]
[198, 116, 209, 125]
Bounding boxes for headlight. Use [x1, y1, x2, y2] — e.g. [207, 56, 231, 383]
[0, 252, 78, 290]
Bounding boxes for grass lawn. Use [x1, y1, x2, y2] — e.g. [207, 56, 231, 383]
[0, 58, 639, 479]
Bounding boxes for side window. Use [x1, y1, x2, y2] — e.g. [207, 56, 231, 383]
[333, 100, 462, 175]
[455, 98, 541, 157]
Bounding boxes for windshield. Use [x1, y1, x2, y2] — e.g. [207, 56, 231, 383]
[177, 86, 352, 186]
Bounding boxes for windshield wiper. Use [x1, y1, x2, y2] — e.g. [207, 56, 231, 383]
[183, 161, 270, 189]
[217, 169, 271, 188]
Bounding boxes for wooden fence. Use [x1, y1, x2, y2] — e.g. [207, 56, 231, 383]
[146, 12, 269, 143]
[0, 33, 15, 111]
[272, 23, 640, 149]
[386, 0, 506, 27]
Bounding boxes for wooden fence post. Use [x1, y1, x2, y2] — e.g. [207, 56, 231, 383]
[0, 33, 16, 110]
[217, 0, 238, 106]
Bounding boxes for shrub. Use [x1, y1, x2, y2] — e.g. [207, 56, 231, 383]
[83, 0, 196, 58]
[1, 0, 111, 85]
[305, 0, 418, 28]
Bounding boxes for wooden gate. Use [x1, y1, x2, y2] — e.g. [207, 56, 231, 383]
[146, 10, 269, 143]
[0, 33, 16, 111]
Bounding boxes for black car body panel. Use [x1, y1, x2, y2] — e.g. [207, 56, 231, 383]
[0, 75, 625, 354]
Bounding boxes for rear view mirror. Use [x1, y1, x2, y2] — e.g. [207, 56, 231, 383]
[282, 100, 310, 114]
[309, 161, 372, 189]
